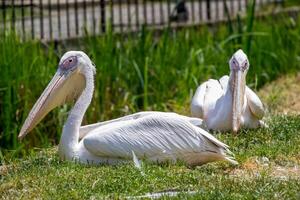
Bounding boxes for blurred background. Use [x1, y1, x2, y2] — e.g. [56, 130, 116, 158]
[0, 0, 300, 158]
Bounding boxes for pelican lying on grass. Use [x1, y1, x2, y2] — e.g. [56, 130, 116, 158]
[19, 51, 237, 166]
[191, 49, 266, 133]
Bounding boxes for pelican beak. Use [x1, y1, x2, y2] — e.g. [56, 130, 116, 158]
[232, 70, 246, 133]
[18, 69, 85, 140]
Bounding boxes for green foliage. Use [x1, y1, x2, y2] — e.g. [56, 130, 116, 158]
[1, 115, 300, 199]
[1, 14, 300, 156]
[219, 115, 300, 161]
[285, 0, 300, 6]
[0, 34, 58, 155]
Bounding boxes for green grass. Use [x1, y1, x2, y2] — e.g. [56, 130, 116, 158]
[1, 115, 300, 199]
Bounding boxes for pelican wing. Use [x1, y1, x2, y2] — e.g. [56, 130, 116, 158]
[191, 82, 208, 118]
[82, 114, 236, 165]
[245, 87, 265, 119]
[79, 111, 204, 139]
[191, 78, 225, 119]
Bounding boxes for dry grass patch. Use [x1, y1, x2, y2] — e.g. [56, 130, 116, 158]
[228, 156, 300, 180]
[258, 73, 300, 114]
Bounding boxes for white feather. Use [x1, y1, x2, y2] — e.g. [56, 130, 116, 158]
[131, 150, 145, 176]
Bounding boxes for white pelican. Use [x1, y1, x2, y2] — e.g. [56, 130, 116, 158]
[191, 49, 266, 133]
[18, 51, 237, 166]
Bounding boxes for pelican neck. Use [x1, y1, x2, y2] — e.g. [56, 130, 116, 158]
[58, 68, 94, 160]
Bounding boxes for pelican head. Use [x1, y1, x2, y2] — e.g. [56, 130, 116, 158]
[229, 49, 249, 133]
[18, 51, 95, 140]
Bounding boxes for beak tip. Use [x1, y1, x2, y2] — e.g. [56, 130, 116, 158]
[18, 134, 24, 141]
[18, 129, 27, 141]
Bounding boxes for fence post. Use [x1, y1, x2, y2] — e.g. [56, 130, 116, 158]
[143, 0, 147, 26]
[57, 0, 61, 38]
[48, 0, 53, 40]
[39, 0, 44, 39]
[66, 0, 70, 37]
[21, 0, 25, 40]
[118, 0, 123, 32]
[74, 0, 79, 35]
[126, 0, 131, 30]
[30, 0, 34, 39]
[135, 0, 140, 29]
[206, 0, 210, 20]
[100, 0, 106, 33]
[110, 0, 114, 31]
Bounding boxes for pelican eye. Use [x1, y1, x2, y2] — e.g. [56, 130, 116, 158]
[242, 61, 248, 71]
[231, 59, 239, 70]
[60, 56, 78, 70]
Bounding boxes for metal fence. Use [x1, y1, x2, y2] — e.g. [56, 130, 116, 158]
[0, 0, 283, 41]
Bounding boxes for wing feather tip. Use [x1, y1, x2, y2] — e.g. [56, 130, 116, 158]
[224, 156, 239, 165]
[222, 147, 238, 165]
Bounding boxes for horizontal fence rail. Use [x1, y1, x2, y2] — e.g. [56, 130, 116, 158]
[0, 0, 284, 41]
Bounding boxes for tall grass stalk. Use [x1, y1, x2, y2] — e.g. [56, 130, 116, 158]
[143, 57, 149, 110]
